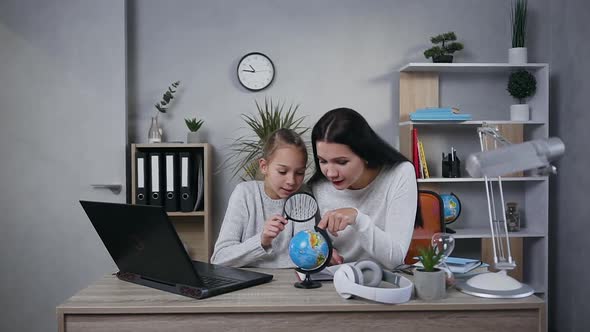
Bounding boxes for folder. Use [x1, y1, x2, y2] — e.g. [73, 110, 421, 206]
[135, 151, 149, 205]
[179, 152, 196, 212]
[164, 152, 179, 212]
[149, 152, 164, 207]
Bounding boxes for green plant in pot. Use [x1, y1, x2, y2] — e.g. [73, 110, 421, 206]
[220, 98, 309, 180]
[185, 117, 205, 143]
[423, 32, 464, 63]
[507, 70, 536, 121]
[509, 0, 528, 64]
[414, 245, 446, 300]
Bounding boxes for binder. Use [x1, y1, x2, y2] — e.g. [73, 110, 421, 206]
[179, 152, 196, 212]
[164, 152, 179, 212]
[135, 151, 149, 205]
[149, 152, 164, 207]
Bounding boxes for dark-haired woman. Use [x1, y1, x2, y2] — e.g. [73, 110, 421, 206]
[310, 108, 418, 270]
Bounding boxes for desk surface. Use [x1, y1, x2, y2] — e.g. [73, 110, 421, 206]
[58, 269, 544, 315]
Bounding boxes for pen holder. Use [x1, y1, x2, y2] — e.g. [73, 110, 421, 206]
[442, 152, 461, 178]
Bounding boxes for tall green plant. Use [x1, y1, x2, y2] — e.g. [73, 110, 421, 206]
[220, 98, 309, 180]
[511, 0, 528, 48]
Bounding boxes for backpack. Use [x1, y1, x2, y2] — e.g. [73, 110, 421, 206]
[404, 190, 445, 264]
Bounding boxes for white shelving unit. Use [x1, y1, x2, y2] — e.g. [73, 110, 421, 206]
[399, 62, 549, 296]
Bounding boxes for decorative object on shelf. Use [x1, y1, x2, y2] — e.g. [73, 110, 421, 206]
[410, 107, 472, 121]
[505, 202, 521, 232]
[457, 125, 564, 299]
[509, 0, 528, 64]
[440, 193, 461, 233]
[285, 192, 332, 289]
[507, 70, 536, 121]
[220, 97, 308, 180]
[431, 232, 457, 286]
[237, 52, 275, 91]
[442, 147, 461, 178]
[414, 245, 446, 300]
[423, 32, 464, 63]
[185, 117, 205, 143]
[149, 81, 181, 143]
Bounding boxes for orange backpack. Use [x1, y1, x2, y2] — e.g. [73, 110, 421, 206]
[404, 190, 445, 264]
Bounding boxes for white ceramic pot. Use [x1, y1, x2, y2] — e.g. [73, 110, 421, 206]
[414, 268, 446, 300]
[510, 104, 530, 121]
[187, 131, 202, 143]
[508, 47, 528, 64]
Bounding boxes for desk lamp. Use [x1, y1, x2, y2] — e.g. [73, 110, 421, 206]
[456, 125, 564, 298]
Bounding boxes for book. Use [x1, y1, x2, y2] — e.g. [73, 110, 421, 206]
[410, 107, 472, 121]
[413, 257, 489, 274]
[294, 264, 343, 281]
[418, 140, 430, 178]
[411, 128, 421, 178]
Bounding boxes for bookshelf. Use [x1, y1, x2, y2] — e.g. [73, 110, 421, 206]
[399, 62, 550, 295]
[130, 143, 213, 261]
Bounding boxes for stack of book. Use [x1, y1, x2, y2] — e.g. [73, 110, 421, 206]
[414, 256, 489, 276]
[409, 107, 472, 121]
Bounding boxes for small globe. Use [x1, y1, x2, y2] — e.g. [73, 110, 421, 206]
[441, 193, 461, 223]
[289, 229, 329, 271]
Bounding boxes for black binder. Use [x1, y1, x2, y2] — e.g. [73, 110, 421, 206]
[179, 152, 196, 212]
[135, 151, 149, 205]
[148, 152, 164, 207]
[164, 152, 179, 212]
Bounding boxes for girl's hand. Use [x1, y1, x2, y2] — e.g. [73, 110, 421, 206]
[261, 215, 288, 248]
[330, 248, 344, 265]
[317, 208, 358, 237]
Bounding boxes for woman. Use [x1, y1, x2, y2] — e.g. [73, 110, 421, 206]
[310, 108, 420, 270]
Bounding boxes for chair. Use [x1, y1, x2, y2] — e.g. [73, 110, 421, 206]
[404, 190, 445, 264]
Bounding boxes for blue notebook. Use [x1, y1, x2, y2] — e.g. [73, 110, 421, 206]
[410, 107, 472, 121]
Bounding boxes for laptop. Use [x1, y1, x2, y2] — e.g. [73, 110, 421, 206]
[80, 200, 273, 299]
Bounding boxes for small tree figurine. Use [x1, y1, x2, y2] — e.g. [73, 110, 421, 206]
[185, 117, 204, 133]
[155, 81, 181, 114]
[417, 245, 444, 272]
[507, 70, 536, 104]
[423, 32, 464, 63]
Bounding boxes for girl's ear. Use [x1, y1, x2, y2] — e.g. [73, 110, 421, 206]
[259, 158, 268, 175]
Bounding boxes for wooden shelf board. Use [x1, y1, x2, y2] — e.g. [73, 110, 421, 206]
[447, 227, 546, 239]
[400, 62, 548, 73]
[167, 211, 205, 217]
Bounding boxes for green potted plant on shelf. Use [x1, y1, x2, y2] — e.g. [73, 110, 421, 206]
[423, 32, 464, 63]
[220, 97, 309, 180]
[507, 69, 536, 121]
[148, 81, 181, 143]
[414, 245, 446, 300]
[185, 117, 205, 143]
[509, 0, 528, 64]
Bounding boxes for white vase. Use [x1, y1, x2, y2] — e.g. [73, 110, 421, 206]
[510, 104, 530, 121]
[508, 47, 528, 64]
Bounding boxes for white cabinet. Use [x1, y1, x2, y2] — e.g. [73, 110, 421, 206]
[399, 63, 549, 295]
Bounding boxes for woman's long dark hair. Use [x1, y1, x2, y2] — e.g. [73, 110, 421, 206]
[309, 108, 422, 227]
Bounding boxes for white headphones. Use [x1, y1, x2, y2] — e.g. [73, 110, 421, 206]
[333, 260, 413, 304]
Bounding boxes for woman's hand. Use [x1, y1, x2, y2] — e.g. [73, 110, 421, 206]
[329, 248, 344, 265]
[261, 215, 288, 248]
[317, 208, 358, 237]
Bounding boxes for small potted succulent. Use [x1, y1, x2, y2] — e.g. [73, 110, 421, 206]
[414, 245, 446, 300]
[423, 32, 464, 63]
[185, 117, 205, 143]
[507, 70, 536, 121]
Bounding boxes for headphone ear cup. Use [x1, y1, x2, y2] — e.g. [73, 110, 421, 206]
[353, 260, 383, 287]
[333, 265, 359, 299]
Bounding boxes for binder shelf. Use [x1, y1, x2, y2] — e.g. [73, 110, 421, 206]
[131, 143, 212, 261]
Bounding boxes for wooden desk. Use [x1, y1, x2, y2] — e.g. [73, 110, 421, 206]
[57, 269, 545, 332]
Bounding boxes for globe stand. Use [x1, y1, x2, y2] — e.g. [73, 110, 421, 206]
[294, 272, 322, 289]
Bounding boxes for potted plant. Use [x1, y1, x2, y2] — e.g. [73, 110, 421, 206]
[507, 70, 536, 121]
[148, 81, 181, 143]
[423, 32, 464, 63]
[509, 0, 528, 64]
[414, 245, 446, 300]
[220, 97, 308, 180]
[185, 117, 205, 143]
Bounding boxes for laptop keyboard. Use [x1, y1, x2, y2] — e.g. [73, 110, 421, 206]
[200, 275, 237, 288]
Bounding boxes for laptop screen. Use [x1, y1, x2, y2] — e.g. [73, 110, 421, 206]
[80, 201, 201, 286]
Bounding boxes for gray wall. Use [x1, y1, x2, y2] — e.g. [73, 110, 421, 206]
[549, 0, 590, 331]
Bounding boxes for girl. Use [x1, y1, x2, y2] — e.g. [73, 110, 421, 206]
[310, 108, 420, 270]
[211, 128, 313, 268]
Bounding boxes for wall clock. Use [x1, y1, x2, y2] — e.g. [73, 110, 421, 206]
[237, 52, 275, 91]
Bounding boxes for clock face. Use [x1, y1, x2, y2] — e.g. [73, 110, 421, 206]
[237, 52, 275, 91]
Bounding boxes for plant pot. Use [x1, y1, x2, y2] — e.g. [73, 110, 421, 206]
[187, 131, 202, 143]
[433, 55, 453, 63]
[510, 104, 530, 121]
[414, 268, 446, 300]
[508, 47, 528, 64]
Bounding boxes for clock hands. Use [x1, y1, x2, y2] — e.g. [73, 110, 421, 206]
[242, 69, 255, 73]
[249, 65, 256, 72]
